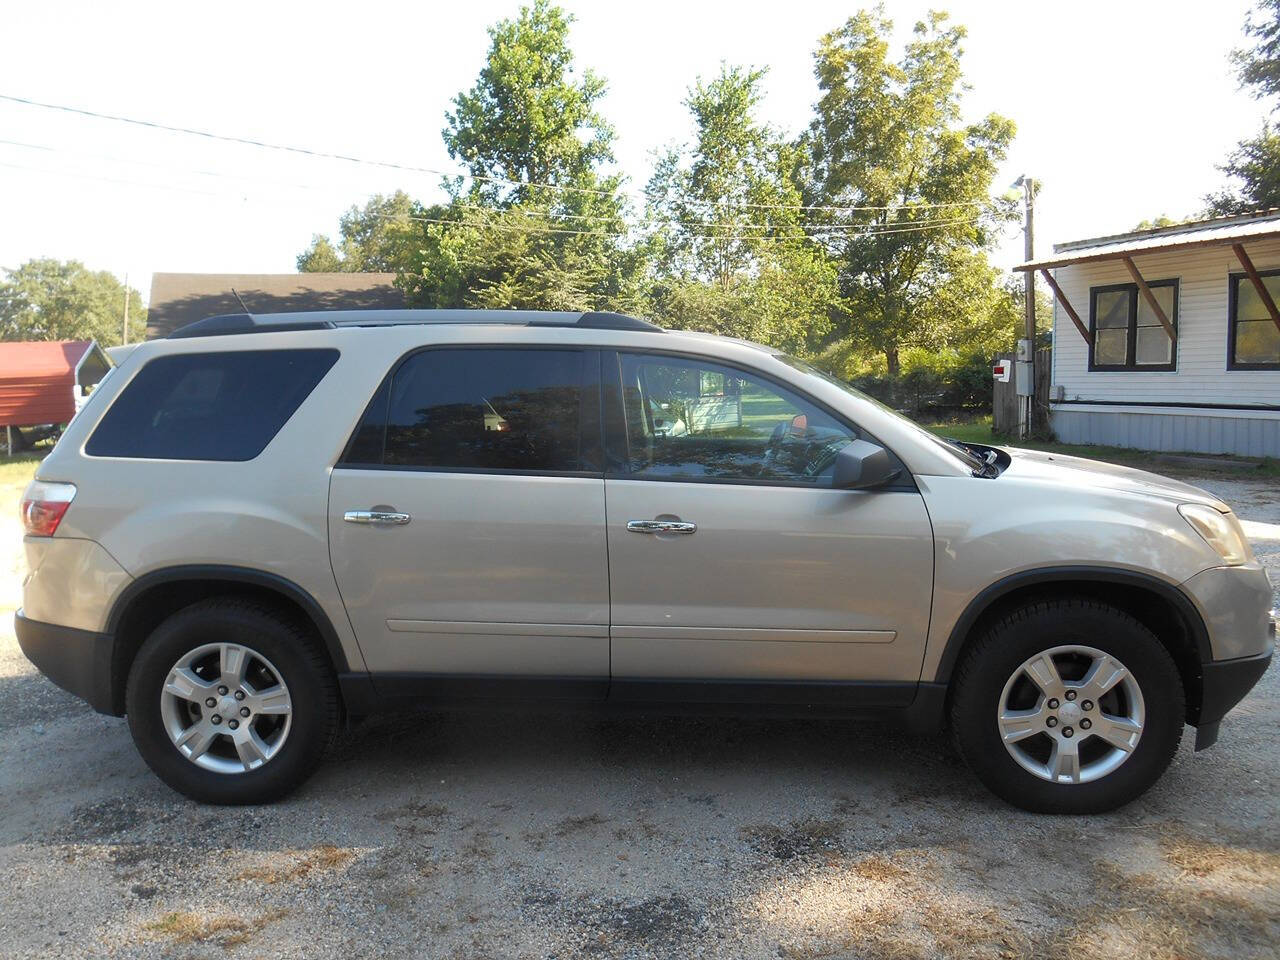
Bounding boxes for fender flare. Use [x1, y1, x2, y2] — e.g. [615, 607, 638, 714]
[106, 564, 351, 674]
[931, 565, 1212, 684]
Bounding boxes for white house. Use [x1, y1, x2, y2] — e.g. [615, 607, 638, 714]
[1017, 209, 1280, 457]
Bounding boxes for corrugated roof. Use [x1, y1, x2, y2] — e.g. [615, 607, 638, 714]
[1016, 209, 1280, 271]
[0, 340, 97, 427]
[146, 272, 406, 338]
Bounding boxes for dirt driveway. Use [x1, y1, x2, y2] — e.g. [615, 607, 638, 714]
[1, 465, 1277, 959]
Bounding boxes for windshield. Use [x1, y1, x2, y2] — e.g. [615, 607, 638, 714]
[776, 355, 989, 472]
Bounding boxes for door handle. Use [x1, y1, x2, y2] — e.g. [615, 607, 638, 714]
[344, 510, 411, 525]
[627, 519, 696, 535]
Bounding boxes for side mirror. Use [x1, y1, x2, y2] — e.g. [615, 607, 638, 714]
[831, 439, 902, 490]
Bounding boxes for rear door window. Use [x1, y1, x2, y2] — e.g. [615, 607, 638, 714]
[342, 348, 595, 473]
[85, 349, 338, 461]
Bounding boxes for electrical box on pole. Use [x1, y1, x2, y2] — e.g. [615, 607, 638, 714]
[1015, 338, 1034, 397]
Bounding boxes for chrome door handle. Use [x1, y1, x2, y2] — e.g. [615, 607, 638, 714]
[343, 510, 411, 525]
[627, 519, 697, 535]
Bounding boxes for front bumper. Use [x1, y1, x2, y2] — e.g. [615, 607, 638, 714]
[1193, 644, 1274, 751]
[14, 609, 119, 715]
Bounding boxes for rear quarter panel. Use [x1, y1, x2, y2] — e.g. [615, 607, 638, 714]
[35, 328, 401, 673]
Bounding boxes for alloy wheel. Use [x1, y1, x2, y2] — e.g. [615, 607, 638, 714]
[997, 644, 1145, 785]
[159, 642, 293, 774]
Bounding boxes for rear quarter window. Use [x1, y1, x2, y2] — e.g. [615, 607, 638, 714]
[85, 349, 339, 461]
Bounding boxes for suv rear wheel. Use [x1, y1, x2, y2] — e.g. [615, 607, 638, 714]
[950, 599, 1184, 814]
[126, 598, 338, 804]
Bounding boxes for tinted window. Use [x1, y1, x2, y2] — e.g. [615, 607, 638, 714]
[346, 349, 588, 472]
[86, 349, 338, 461]
[615, 353, 856, 485]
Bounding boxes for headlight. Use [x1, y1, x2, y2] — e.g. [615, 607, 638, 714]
[1178, 503, 1253, 565]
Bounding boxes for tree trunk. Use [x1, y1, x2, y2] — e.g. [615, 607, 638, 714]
[885, 345, 900, 376]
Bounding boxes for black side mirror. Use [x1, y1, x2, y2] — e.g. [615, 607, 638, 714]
[831, 439, 901, 490]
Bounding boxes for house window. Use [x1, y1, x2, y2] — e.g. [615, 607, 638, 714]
[1088, 280, 1177, 371]
[1228, 270, 1280, 369]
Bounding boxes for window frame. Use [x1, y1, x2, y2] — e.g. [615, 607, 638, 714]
[601, 348, 915, 491]
[1087, 279, 1178, 372]
[1227, 269, 1280, 371]
[336, 343, 604, 478]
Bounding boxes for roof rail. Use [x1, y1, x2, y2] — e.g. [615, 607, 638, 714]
[168, 309, 663, 339]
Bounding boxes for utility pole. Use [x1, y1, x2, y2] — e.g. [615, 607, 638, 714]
[1015, 176, 1037, 440]
[122, 273, 130, 346]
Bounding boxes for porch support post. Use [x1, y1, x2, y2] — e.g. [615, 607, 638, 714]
[1121, 255, 1177, 342]
[1232, 242, 1280, 334]
[1038, 269, 1092, 346]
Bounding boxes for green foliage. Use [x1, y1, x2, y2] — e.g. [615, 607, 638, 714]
[396, 1, 640, 311]
[1208, 1, 1280, 213]
[0, 259, 145, 346]
[849, 350, 995, 417]
[1132, 215, 1182, 230]
[1236, 0, 1280, 102]
[297, 192, 421, 273]
[644, 64, 836, 356]
[442, 0, 614, 205]
[1206, 126, 1280, 214]
[805, 9, 1017, 373]
[293, 3, 1021, 373]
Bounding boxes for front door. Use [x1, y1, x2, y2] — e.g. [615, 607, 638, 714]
[329, 346, 608, 693]
[602, 351, 934, 698]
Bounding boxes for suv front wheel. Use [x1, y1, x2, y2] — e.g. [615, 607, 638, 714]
[950, 599, 1185, 814]
[126, 599, 339, 804]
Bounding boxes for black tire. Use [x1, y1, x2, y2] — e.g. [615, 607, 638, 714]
[126, 598, 339, 804]
[950, 599, 1184, 814]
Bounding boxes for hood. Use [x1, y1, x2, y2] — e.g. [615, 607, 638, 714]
[1000, 447, 1229, 509]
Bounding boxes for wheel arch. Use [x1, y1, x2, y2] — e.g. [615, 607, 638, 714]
[933, 566, 1212, 724]
[104, 565, 350, 716]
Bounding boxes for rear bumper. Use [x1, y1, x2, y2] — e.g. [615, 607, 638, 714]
[14, 609, 119, 715]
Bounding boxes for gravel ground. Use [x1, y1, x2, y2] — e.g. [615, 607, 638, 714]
[1, 467, 1277, 960]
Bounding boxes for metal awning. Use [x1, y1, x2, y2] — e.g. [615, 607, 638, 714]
[1014, 210, 1280, 272]
[1017, 210, 1280, 344]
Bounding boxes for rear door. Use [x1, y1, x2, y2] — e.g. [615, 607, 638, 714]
[328, 346, 609, 694]
[602, 350, 934, 699]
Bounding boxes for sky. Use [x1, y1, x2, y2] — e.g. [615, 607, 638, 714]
[0, 0, 1270, 304]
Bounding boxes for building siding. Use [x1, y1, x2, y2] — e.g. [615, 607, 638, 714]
[1051, 407, 1280, 457]
[1050, 236, 1280, 406]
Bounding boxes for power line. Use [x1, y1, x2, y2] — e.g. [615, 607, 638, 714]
[396, 209, 987, 242]
[0, 92, 999, 215]
[0, 136, 997, 237]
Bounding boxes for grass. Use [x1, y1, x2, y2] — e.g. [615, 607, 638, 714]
[0, 451, 43, 501]
[234, 844, 356, 885]
[145, 907, 290, 947]
[923, 415, 1280, 477]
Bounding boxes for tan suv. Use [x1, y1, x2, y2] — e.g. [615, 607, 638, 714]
[16, 310, 1275, 811]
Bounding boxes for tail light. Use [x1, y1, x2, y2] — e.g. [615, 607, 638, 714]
[20, 480, 76, 537]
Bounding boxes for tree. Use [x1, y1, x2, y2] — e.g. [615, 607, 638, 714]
[1132, 215, 1181, 230]
[442, 0, 613, 206]
[1207, 1, 1280, 213]
[644, 64, 837, 356]
[297, 191, 421, 273]
[402, 1, 640, 311]
[805, 9, 1017, 373]
[0, 259, 145, 346]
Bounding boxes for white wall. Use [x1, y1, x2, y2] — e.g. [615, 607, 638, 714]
[1050, 236, 1280, 406]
